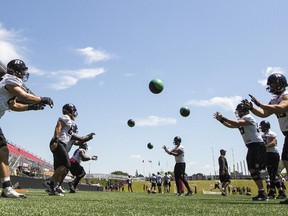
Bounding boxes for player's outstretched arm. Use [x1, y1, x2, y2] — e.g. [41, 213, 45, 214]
[6, 84, 53, 108]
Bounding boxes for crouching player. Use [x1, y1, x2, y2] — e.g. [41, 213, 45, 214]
[68, 143, 97, 193]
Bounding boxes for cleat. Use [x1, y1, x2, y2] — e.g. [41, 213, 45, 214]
[276, 193, 287, 199]
[280, 199, 288, 204]
[220, 188, 227, 196]
[57, 186, 65, 194]
[1, 187, 27, 198]
[49, 191, 64, 196]
[267, 191, 276, 199]
[252, 193, 268, 201]
[43, 180, 52, 194]
[68, 182, 75, 193]
[185, 191, 193, 196]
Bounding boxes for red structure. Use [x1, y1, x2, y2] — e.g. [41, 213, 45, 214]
[7, 142, 53, 176]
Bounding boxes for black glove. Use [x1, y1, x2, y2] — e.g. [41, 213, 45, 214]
[28, 103, 46, 110]
[83, 133, 95, 142]
[87, 132, 96, 138]
[91, 155, 98, 160]
[248, 94, 261, 107]
[41, 97, 54, 108]
[241, 99, 253, 110]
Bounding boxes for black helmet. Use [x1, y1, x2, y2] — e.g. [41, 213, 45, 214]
[173, 136, 181, 144]
[7, 59, 29, 82]
[79, 143, 88, 150]
[266, 73, 288, 95]
[62, 103, 78, 118]
[259, 120, 270, 132]
[235, 103, 249, 118]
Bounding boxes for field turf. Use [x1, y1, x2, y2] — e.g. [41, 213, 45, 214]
[0, 189, 287, 216]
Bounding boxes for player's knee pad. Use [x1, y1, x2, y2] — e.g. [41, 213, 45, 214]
[250, 170, 261, 180]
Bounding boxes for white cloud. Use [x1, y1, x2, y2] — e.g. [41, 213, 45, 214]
[0, 24, 24, 63]
[187, 96, 242, 112]
[49, 68, 105, 90]
[258, 67, 285, 86]
[130, 154, 141, 160]
[76, 47, 113, 64]
[0, 25, 108, 90]
[136, 116, 177, 126]
[50, 76, 78, 90]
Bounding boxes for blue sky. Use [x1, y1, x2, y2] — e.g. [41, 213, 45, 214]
[1, 1, 288, 177]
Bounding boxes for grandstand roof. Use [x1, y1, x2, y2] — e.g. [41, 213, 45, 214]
[7, 142, 52, 168]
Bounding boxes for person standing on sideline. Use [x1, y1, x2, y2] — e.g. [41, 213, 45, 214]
[259, 120, 286, 199]
[243, 73, 288, 204]
[167, 172, 172, 192]
[163, 172, 171, 193]
[68, 143, 97, 193]
[218, 149, 231, 196]
[156, 172, 162, 193]
[0, 59, 53, 198]
[127, 175, 133, 192]
[44, 103, 95, 196]
[163, 136, 193, 196]
[150, 173, 157, 191]
[214, 102, 268, 201]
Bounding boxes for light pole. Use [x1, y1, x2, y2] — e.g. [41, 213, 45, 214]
[212, 147, 216, 179]
[231, 148, 236, 179]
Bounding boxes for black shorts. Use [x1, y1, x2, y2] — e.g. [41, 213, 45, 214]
[281, 136, 288, 161]
[69, 158, 85, 177]
[267, 152, 280, 168]
[246, 142, 267, 171]
[220, 174, 231, 183]
[50, 140, 70, 170]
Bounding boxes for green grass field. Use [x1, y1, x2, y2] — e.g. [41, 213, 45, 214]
[0, 186, 288, 216]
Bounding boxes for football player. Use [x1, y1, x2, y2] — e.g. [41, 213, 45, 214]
[44, 103, 95, 196]
[243, 73, 288, 204]
[0, 59, 53, 198]
[260, 120, 286, 199]
[214, 103, 268, 201]
[68, 143, 97, 193]
[163, 136, 193, 196]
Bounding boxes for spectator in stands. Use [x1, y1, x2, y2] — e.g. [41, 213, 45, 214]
[68, 143, 97, 193]
[0, 59, 53, 198]
[43, 103, 95, 196]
